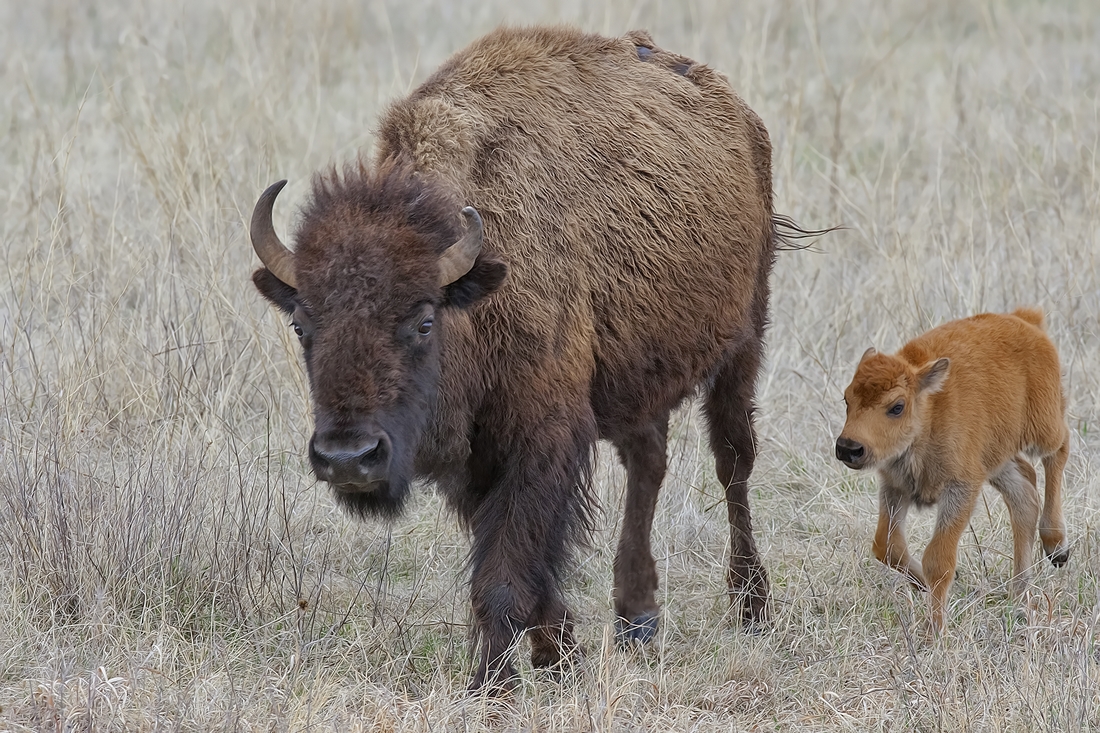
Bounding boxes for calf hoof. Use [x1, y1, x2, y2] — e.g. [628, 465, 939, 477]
[1046, 547, 1070, 568]
[615, 612, 659, 645]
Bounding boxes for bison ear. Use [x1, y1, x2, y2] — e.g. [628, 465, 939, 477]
[859, 347, 877, 364]
[917, 357, 950, 395]
[253, 267, 297, 315]
[441, 254, 508, 309]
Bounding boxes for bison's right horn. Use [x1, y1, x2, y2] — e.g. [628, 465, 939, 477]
[250, 180, 298, 289]
[437, 207, 484, 286]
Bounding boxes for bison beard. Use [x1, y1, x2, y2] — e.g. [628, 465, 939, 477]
[249, 26, 795, 692]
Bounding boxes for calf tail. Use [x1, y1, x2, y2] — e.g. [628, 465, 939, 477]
[1012, 306, 1046, 330]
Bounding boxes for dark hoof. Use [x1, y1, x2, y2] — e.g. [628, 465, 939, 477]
[1047, 547, 1070, 568]
[615, 612, 659, 645]
[733, 587, 771, 633]
[467, 662, 518, 696]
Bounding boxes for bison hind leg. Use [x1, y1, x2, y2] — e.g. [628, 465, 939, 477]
[611, 416, 669, 645]
[704, 344, 771, 631]
[1039, 433, 1071, 567]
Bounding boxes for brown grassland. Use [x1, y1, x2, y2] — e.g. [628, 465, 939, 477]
[2, 0, 1099, 730]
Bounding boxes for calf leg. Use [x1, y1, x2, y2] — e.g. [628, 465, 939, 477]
[921, 481, 981, 633]
[703, 353, 769, 630]
[611, 415, 669, 644]
[1040, 432, 1070, 566]
[989, 457, 1041, 599]
[873, 481, 927, 590]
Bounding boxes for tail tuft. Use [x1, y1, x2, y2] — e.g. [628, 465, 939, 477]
[1012, 307, 1045, 329]
[772, 214, 841, 252]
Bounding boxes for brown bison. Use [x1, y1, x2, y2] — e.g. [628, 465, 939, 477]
[251, 26, 793, 690]
[836, 308, 1070, 632]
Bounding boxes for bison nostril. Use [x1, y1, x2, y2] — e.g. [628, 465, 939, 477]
[358, 437, 384, 466]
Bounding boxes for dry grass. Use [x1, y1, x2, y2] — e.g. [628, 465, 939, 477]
[2, 0, 1099, 730]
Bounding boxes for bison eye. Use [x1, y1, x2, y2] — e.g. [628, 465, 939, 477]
[292, 323, 304, 339]
[888, 401, 904, 416]
[417, 316, 433, 336]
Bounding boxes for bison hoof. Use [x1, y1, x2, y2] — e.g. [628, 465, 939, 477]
[1047, 547, 1070, 568]
[733, 587, 771, 633]
[615, 612, 659, 645]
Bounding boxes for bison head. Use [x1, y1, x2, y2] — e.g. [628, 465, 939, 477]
[250, 164, 508, 517]
[835, 348, 950, 470]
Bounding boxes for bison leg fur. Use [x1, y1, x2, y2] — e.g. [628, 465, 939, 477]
[527, 592, 580, 673]
[989, 457, 1041, 599]
[873, 480, 928, 590]
[921, 480, 981, 633]
[611, 415, 669, 644]
[466, 427, 592, 692]
[1040, 433, 1070, 567]
[704, 354, 770, 631]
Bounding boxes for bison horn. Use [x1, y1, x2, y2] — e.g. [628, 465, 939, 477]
[250, 179, 298, 289]
[437, 207, 484, 286]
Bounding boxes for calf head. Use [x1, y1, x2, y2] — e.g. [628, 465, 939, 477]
[836, 348, 950, 470]
[249, 163, 508, 517]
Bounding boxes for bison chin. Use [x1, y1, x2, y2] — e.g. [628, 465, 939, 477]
[328, 475, 412, 520]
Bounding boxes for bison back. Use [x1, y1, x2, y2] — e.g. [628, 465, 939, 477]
[377, 26, 776, 431]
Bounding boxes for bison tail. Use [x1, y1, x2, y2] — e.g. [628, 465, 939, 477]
[771, 213, 840, 252]
[1012, 306, 1046, 330]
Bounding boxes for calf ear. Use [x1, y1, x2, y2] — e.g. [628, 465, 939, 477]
[859, 347, 877, 364]
[442, 254, 509, 309]
[252, 268, 297, 315]
[917, 357, 950, 394]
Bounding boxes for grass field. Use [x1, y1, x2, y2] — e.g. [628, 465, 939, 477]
[2, 0, 1099, 729]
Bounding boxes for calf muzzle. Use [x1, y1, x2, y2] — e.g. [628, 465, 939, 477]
[835, 437, 867, 468]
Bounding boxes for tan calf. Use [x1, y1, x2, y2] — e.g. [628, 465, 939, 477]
[836, 308, 1069, 632]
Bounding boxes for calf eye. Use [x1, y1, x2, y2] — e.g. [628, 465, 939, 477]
[888, 401, 904, 416]
[417, 316, 433, 336]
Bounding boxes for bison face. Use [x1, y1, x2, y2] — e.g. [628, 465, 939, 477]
[835, 348, 950, 470]
[249, 175, 507, 518]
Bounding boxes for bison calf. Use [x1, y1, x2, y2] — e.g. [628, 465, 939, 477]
[835, 308, 1069, 632]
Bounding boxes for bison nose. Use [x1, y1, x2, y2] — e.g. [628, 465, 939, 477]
[309, 428, 392, 489]
[835, 437, 866, 467]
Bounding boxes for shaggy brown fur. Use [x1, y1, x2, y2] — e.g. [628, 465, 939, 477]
[252, 26, 786, 690]
[836, 308, 1070, 633]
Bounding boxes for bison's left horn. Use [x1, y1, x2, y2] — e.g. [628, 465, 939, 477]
[437, 206, 484, 286]
[250, 179, 298, 289]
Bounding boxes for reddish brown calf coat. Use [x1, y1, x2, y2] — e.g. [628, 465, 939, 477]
[251, 27, 785, 689]
[836, 308, 1070, 632]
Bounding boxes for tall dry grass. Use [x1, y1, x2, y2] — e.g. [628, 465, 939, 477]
[1, 0, 1098, 729]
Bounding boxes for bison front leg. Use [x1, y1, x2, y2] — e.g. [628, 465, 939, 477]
[921, 481, 981, 633]
[873, 481, 927, 590]
[465, 425, 592, 692]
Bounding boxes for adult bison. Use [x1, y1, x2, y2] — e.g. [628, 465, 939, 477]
[251, 26, 787, 690]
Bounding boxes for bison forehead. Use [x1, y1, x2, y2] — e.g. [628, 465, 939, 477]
[289, 160, 466, 313]
[848, 354, 910, 406]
